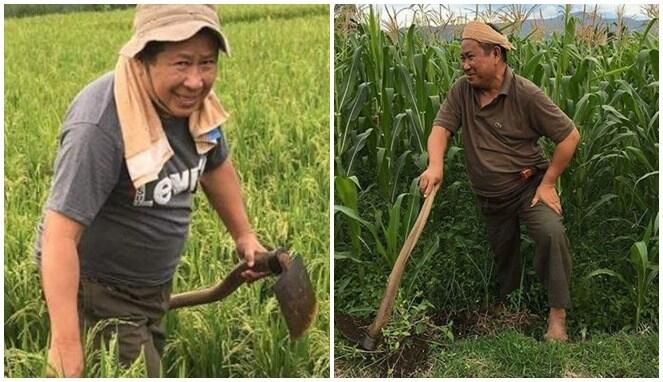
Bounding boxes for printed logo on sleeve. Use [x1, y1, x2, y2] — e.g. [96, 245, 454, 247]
[133, 157, 207, 207]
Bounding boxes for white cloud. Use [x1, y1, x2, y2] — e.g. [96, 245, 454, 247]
[597, 4, 649, 20]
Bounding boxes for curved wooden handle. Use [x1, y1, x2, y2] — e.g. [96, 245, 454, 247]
[168, 249, 288, 310]
[367, 183, 440, 338]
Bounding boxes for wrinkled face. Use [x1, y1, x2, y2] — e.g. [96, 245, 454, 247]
[460, 39, 500, 89]
[147, 32, 219, 117]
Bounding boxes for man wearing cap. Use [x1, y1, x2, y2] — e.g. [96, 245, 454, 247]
[419, 22, 580, 342]
[36, 5, 266, 377]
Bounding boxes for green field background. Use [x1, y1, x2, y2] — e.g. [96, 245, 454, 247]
[5, 5, 330, 377]
[333, 5, 658, 378]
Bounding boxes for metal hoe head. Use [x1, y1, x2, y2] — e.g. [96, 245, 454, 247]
[273, 256, 318, 339]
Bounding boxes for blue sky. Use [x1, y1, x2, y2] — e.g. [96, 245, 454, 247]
[369, 4, 653, 27]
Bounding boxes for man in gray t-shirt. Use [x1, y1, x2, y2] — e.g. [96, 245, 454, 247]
[38, 5, 267, 378]
[35, 72, 230, 286]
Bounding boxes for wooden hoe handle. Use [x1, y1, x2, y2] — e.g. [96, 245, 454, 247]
[168, 249, 290, 310]
[362, 183, 440, 347]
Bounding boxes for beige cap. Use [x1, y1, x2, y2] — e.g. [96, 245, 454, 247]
[120, 4, 230, 58]
[462, 21, 515, 51]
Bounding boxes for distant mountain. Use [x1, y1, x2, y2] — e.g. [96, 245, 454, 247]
[421, 12, 656, 40]
[518, 12, 653, 36]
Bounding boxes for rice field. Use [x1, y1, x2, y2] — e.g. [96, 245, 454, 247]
[334, 5, 658, 377]
[4, 5, 330, 377]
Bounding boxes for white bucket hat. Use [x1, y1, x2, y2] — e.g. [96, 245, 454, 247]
[120, 4, 230, 58]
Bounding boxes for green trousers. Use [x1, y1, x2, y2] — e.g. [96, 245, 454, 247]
[477, 175, 572, 309]
[78, 277, 171, 377]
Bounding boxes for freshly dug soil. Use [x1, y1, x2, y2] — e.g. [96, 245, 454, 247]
[334, 311, 431, 377]
[335, 306, 543, 377]
[387, 333, 430, 377]
[334, 311, 370, 344]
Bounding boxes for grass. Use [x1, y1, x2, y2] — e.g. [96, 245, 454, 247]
[335, 327, 659, 378]
[434, 330, 659, 378]
[5, 5, 329, 378]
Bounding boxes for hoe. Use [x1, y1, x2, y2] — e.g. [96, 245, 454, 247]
[349, 169, 532, 349]
[341, 183, 440, 351]
[168, 248, 318, 340]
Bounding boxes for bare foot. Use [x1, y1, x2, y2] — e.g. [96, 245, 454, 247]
[544, 307, 568, 342]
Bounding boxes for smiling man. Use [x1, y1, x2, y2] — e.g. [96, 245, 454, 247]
[419, 21, 580, 342]
[35, 5, 267, 377]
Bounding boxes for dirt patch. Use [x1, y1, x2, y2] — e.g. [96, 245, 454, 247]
[335, 307, 541, 377]
[431, 305, 541, 338]
[334, 311, 431, 377]
[387, 333, 430, 377]
[334, 311, 370, 344]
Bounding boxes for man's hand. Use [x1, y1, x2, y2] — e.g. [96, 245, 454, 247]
[531, 127, 579, 216]
[235, 233, 270, 282]
[46, 339, 84, 377]
[419, 165, 443, 198]
[531, 182, 562, 215]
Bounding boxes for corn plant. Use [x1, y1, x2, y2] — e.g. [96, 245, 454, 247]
[334, 175, 363, 262]
[335, 5, 659, 337]
[334, 180, 421, 267]
[588, 214, 659, 329]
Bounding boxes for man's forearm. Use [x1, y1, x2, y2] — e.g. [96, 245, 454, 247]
[201, 159, 253, 241]
[428, 126, 452, 168]
[542, 128, 581, 186]
[42, 235, 81, 344]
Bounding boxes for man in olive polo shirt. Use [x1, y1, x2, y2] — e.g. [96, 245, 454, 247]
[419, 21, 581, 342]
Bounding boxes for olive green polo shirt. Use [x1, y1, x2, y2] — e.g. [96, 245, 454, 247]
[434, 67, 575, 198]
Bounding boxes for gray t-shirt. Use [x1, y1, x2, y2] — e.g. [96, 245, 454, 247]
[34, 72, 228, 286]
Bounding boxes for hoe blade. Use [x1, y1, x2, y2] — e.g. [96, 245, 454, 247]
[272, 256, 318, 339]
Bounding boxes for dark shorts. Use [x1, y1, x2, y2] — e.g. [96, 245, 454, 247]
[77, 277, 172, 377]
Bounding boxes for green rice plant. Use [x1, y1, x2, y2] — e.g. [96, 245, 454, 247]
[4, 4, 133, 18]
[3, 348, 49, 377]
[4, 320, 150, 377]
[4, 4, 329, 23]
[5, 6, 329, 378]
[83, 320, 149, 378]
